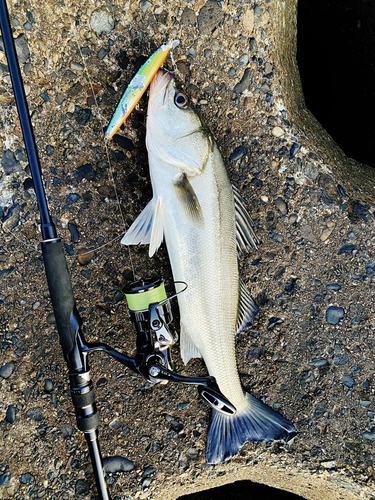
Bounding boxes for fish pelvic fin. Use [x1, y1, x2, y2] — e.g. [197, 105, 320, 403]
[206, 393, 297, 463]
[173, 173, 204, 228]
[233, 185, 259, 255]
[236, 278, 259, 336]
[180, 322, 202, 364]
[121, 197, 164, 257]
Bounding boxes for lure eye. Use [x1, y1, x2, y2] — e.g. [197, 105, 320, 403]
[174, 93, 189, 109]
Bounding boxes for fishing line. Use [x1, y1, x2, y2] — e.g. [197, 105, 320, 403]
[53, 1, 135, 277]
[0, 0, 134, 276]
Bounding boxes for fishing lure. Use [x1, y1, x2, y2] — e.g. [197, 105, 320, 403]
[105, 39, 179, 140]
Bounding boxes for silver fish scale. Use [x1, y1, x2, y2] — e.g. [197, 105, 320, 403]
[151, 143, 249, 412]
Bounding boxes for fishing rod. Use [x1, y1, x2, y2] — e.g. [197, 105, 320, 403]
[0, 3, 236, 497]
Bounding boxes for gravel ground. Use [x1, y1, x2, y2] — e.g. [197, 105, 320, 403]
[1, 1, 375, 499]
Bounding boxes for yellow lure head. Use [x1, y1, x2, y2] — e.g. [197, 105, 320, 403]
[105, 39, 179, 141]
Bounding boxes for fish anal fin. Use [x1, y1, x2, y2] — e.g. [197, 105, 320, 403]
[173, 173, 204, 228]
[233, 185, 258, 255]
[180, 323, 202, 364]
[121, 197, 164, 257]
[236, 278, 259, 336]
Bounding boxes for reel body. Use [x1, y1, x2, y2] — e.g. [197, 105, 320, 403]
[82, 277, 236, 416]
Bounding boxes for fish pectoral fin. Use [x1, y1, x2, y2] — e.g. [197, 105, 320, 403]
[236, 278, 259, 336]
[180, 323, 202, 364]
[173, 173, 204, 227]
[233, 185, 259, 255]
[121, 197, 164, 257]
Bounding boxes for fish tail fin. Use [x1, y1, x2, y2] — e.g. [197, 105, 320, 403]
[206, 393, 296, 463]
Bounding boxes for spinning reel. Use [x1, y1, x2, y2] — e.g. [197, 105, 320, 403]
[82, 277, 236, 417]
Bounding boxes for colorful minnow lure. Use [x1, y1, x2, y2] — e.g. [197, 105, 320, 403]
[105, 39, 179, 140]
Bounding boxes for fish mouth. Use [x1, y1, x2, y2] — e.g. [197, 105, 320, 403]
[149, 69, 173, 105]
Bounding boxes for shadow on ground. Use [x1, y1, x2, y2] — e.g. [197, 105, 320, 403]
[177, 480, 306, 500]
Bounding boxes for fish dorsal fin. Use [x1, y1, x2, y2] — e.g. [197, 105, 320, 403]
[173, 173, 204, 228]
[180, 322, 202, 364]
[236, 278, 259, 336]
[121, 197, 164, 257]
[233, 185, 258, 256]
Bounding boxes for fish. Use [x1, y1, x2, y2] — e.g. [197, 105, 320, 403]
[121, 70, 296, 463]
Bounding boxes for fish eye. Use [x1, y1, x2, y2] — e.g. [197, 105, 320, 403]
[174, 93, 189, 109]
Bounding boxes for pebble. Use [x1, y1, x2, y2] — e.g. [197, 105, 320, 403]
[0, 361, 15, 379]
[70, 61, 84, 71]
[5, 404, 15, 423]
[254, 4, 263, 17]
[113, 134, 134, 151]
[66, 193, 80, 205]
[77, 249, 94, 266]
[243, 9, 254, 33]
[26, 407, 43, 421]
[14, 34, 30, 64]
[77, 163, 95, 181]
[20, 473, 34, 484]
[139, 0, 152, 13]
[333, 355, 348, 365]
[103, 456, 135, 473]
[272, 126, 284, 137]
[233, 68, 251, 94]
[2, 204, 20, 230]
[363, 428, 375, 441]
[326, 284, 341, 291]
[267, 316, 283, 329]
[60, 423, 74, 437]
[274, 197, 288, 215]
[197, 0, 223, 35]
[314, 399, 327, 417]
[0, 470, 11, 487]
[264, 62, 273, 75]
[44, 378, 53, 392]
[309, 358, 327, 368]
[181, 7, 196, 25]
[360, 400, 371, 408]
[338, 243, 356, 255]
[249, 37, 258, 51]
[229, 146, 245, 161]
[289, 142, 300, 158]
[2, 149, 21, 174]
[343, 375, 354, 388]
[74, 106, 92, 125]
[68, 223, 80, 243]
[164, 413, 183, 432]
[326, 306, 345, 325]
[114, 290, 124, 302]
[302, 161, 319, 180]
[90, 9, 114, 36]
[97, 47, 109, 60]
[268, 231, 283, 243]
[40, 90, 50, 102]
[75, 479, 90, 498]
[204, 48, 212, 58]
[238, 54, 249, 67]
[365, 263, 375, 276]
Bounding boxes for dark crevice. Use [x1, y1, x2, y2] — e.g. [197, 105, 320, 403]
[177, 479, 306, 499]
[297, 0, 375, 168]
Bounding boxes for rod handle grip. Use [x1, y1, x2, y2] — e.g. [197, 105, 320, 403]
[42, 239, 77, 359]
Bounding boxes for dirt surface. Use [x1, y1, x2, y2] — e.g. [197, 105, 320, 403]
[1, 0, 375, 499]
